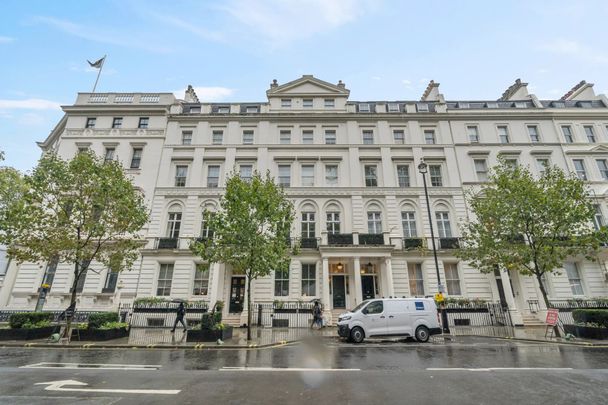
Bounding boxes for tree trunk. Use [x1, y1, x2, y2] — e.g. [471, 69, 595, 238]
[535, 272, 561, 337]
[246, 274, 252, 341]
[63, 261, 80, 341]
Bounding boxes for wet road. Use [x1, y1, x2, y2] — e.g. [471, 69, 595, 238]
[0, 336, 607, 404]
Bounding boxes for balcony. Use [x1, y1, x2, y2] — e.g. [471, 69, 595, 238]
[439, 237, 461, 249]
[403, 238, 424, 249]
[156, 237, 179, 249]
[299, 238, 319, 249]
[328, 233, 354, 246]
[358, 234, 384, 245]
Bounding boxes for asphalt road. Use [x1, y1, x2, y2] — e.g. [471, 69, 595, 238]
[0, 336, 607, 404]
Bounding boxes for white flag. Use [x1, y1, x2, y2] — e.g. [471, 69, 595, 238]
[87, 56, 105, 69]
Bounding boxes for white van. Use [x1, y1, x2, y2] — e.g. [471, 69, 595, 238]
[337, 298, 442, 343]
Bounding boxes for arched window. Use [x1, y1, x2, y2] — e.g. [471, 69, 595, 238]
[325, 203, 341, 234]
[301, 203, 316, 238]
[366, 204, 383, 234]
[401, 204, 417, 237]
[166, 204, 182, 238]
[435, 204, 452, 238]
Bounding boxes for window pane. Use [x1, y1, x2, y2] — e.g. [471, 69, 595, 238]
[326, 212, 340, 234]
[424, 130, 435, 144]
[408, 263, 424, 296]
[436, 212, 452, 237]
[365, 165, 378, 187]
[302, 130, 314, 144]
[325, 165, 338, 185]
[474, 159, 488, 182]
[362, 130, 374, 144]
[564, 263, 584, 295]
[429, 165, 442, 186]
[467, 126, 479, 142]
[212, 130, 223, 145]
[498, 126, 509, 143]
[397, 165, 410, 187]
[278, 165, 291, 187]
[207, 165, 220, 188]
[401, 212, 417, 237]
[444, 263, 461, 295]
[301, 263, 316, 296]
[325, 130, 336, 144]
[157, 264, 174, 296]
[193, 264, 210, 295]
[280, 130, 291, 144]
[367, 211, 382, 234]
[393, 130, 405, 144]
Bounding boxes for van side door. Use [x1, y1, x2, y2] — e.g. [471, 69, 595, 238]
[361, 300, 387, 336]
[386, 300, 412, 336]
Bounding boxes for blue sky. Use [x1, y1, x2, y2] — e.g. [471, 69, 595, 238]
[1, 0, 607, 171]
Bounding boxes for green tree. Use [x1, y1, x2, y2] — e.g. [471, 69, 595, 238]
[457, 161, 607, 334]
[0, 151, 26, 242]
[191, 171, 295, 340]
[0, 151, 148, 338]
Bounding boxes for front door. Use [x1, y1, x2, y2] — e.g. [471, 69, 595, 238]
[229, 276, 245, 313]
[332, 275, 346, 309]
[361, 275, 376, 301]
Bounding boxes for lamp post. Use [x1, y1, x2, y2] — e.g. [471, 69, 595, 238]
[418, 159, 450, 334]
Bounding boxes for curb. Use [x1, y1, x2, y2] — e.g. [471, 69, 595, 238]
[459, 334, 608, 347]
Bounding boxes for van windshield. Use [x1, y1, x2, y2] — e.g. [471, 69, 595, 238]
[350, 300, 370, 313]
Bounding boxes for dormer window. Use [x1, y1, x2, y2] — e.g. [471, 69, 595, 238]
[387, 103, 400, 112]
[358, 103, 370, 113]
[246, 106, 258, 113]
[417, 103, 429, 112]
[486, 102, 498, 108]
[458, 102, 469, 109]
[217, 106, 230, 114]
[514, 102, 527, 108]
[303, 99, 313, 108]
[552, 101, 565, 108]
[281, 99, 292, 108]
[578, 101, 592, 108]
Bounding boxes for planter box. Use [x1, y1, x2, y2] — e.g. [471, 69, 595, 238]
[0, 326, 56, 340]
[186, 326, 233, 342]
[77, 328, 129, 341]
[564, 324, 608, 340]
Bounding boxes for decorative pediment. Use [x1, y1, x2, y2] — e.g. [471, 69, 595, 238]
[566, 145, 608, 155]
[266, 75, 350, 98]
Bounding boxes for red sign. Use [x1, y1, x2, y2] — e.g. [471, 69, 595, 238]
[546, 308, 559, 326]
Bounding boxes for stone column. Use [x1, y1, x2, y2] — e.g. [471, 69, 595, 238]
[353, 257, 362, 305]
[384, 257, 395, 297]
[322, 258, 331, 324]
[499, 268, 523, 326]
[207, 263, 222, 308]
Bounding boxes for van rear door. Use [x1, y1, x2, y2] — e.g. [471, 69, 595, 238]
[386, 300, 412, 336]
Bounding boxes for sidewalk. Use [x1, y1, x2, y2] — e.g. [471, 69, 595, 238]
[452, 325, 608, 346]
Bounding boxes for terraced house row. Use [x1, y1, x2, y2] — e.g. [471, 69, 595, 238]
[1, 75, 608, 326]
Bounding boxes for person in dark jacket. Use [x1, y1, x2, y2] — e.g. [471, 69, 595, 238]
[171, 302, 187, 332]
[311, 301, 323, 329]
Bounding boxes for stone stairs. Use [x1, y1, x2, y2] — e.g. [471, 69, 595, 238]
[522, 314, 546, 327]
[223, 313, 243, 327]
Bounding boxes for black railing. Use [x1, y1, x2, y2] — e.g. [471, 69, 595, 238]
[439, 237, 460, 249]
[403, 238, 424, 249]
[547, 299, 608, 325]
[328, 233, 354, 245]
[359, 233, 384, 245]
[156, 237, 178, 249]
[254, 302, 317, 328]
[445, 302, 512, 327]
[299, 238, 319, 249]
[129, 302, 209, 329]
[527, 299, 540, 313]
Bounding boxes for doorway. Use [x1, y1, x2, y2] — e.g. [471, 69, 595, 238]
[361, 275, 376, 301]
[229, 276, 245, 313]
[332, 275, 346, 309]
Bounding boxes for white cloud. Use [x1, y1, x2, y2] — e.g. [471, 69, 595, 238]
[218, 0, 374, 45]
[17, 112, 47, 126]
[146, 12, 224, 42]
[401, 79, 412, 85]
[173, 86, 235, 101]
[0, 98, 62, 110]
[0, 36, 14, 43]
[540, 39, 608, 65]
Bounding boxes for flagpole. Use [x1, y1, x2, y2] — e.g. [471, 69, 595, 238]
[91, 55, 106, 93]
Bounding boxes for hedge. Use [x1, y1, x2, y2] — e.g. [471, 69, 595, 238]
[87, 312, 119, 329]
[9, 312, 54, 329]
[572, 309, 608, 328]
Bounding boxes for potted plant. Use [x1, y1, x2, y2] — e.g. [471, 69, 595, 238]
[0, 312, 55, 340]
[187, 310, 233, 342]
[563, 309, 608, 340]
[78, 312, 129, 341]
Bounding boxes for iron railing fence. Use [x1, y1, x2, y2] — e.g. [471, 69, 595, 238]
[548, 299, 608, 325]
[444, 302, 512, 327]
[128, 302, 209, 329]
[253, 302, 318, 328]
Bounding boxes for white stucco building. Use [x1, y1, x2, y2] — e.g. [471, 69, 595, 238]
[1, 76, 608, 326]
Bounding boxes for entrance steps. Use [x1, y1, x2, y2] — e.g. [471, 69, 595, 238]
[327, 309, 345, 326]
[223, 313, 242, 327]
[522, 314, 546, 327]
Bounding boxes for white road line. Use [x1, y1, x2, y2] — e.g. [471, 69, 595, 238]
[21, 362, 161, 371]
[427, 367, 574, 372]
[220, 367, 361, 372]
[36, 380, 179, 395]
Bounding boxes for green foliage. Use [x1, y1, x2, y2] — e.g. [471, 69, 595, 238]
[213, 311, 222, 324]
[98, 321, 128, 330]
[201, 313, 214, 330]
[21, 320, 52, 329]
[457, 161, 608, 307]
[211, 322, 226, 331]
[572, 309, 608, 328]
[0, 152, 26, 243]
[87, 312, 119, 329]
[134, 297, 169, 305]
[9, 312, 54, 329]
[442, 297, 488, 306]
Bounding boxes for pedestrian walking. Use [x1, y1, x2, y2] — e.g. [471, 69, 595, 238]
[311, 300, 323, 329]
[171, 302, 187, 332]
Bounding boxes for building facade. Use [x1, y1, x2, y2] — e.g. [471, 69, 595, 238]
[1, 76, 608, 326]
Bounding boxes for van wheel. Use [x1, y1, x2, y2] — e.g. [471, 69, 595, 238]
[415, 326, 430, 343]
[350, 327, 365, 344]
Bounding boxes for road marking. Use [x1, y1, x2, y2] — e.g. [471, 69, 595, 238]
[427, 367, 574, 372]
[22, 362, 161, 371]
[220, 367, 360, 372]
[35, 380, 180, 395]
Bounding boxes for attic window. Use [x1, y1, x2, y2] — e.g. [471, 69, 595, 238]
[303, 99, 313, 108]
[324, 99, 335, 108]
[551, 101, 565, 108]
[458, 102, 469, 109]
[577, 101, 592, 108]
[217, 106, 230, 113]
[281, 99, 291, 108]
[417, 103, 429, 112]
[358, 103, 370, 112]
[189, 106, 201, 113]
[514, 102, 527, 108]
[246, 106, 259, 113]
[486, 102, 498, 108]
[387, 103, 400, 112]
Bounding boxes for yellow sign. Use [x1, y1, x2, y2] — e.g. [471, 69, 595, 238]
[434, 293, 445, 303]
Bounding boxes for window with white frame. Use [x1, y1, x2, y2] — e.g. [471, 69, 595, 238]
[301, 165, 314, 186]
[207, 165, 220, 188]
[166, 209, 182, 239]
[564, 262, 584, 295]
[157, 263, 174, 296]
[217, 106, 229, 114]
[467, 126, 480, 143]
[397, 165, 410, 187]
[41, 256, 59, 287]
[573, 159, 587, 180]
[200, 213, 214, 239]
[325, 164, 338, 186]
[393, 129, 405, 144]
[85, 117, 96, 128]
[367, 211, 382, 234]
[181, 131, 192, 145]
[326, 212, 340, 234]
[593, 205, 604, 230]
[429, 165, 442, 186]
[324, 130, 336, 144]
[103, 269, 119, 292]
[474, 159, 488, 182]
[401, 211, 417, 237]
[527, 125, 540, 142]
[242, 130, 254, 144]
[364, 165, 378, 187]
[498, 126, 510, 143]
[417, 103, 429, 112]
[388, 103, 400, 113]
[239, 164, 253, 182]
[175, 165, 188, 187]
[358, 103, 370, 112]
[408, 263, 424, 296]
[561, 126, 574, 143]
[274, 266, 290, 296]
[324, 99, 335, 108]
[302, 130, 314, 144]
[138, 117, 149, 129]
[424, 130, 436, 144]
[597, 159, 608, 180]
[280, 130, 291, 144]
[584, 126, 596, 143]
[112, 117, 122, 129]
[362, 130, 374, 145]
[130, 148, 143, 169]
[443, 262, 461, 295]
[536, 158, 549, 176]
[436, 211, 452, 237]
[281, 99, 292, 108]
[301, 212, 315, 238]
[193, 264, 209, 295]
[246, 106, 258, 113]
[303, 99, 313, 108]
[301, 263, 316, 296]
[104, 147, 115, 162]
[212, 130, 223, 145]
[278, 165, 291, 187]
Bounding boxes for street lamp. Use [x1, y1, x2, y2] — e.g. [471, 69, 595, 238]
[418, 159, 450, 334]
